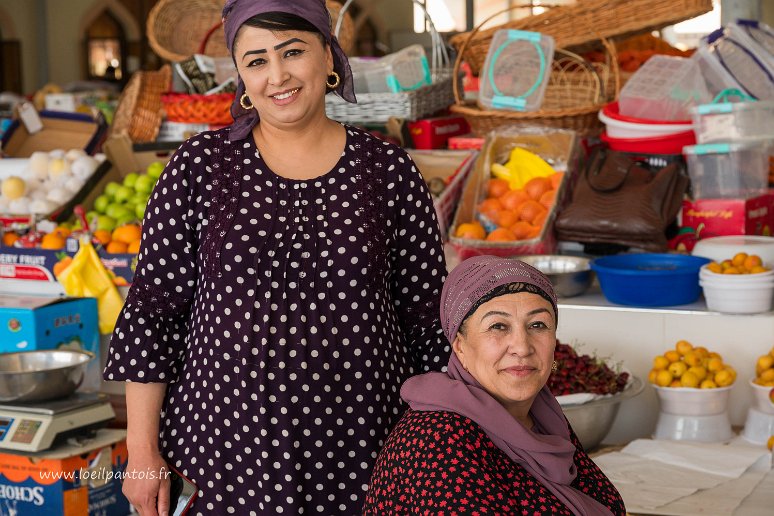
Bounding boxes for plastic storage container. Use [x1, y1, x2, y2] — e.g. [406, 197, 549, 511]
[349, 44, 431, 94]
[704, 28, 774, 101]
[683, 141, 771, 199]
[590, 254, 710, 307]
[478, 29, 555, 112]
[692, 44, 746, 97]
[618, 55, 711, 121]
[691, 97, 774, 143]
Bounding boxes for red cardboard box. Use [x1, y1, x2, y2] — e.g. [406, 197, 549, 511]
[408, 116, 470, 150]
[0, 429, 130, 515]
[673, 193, 774, 251]
[448, 134, 485, 151]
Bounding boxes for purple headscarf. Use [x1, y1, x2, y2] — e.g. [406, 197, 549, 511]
[402, 256, 614, 516]
[222, 0, 356, 140]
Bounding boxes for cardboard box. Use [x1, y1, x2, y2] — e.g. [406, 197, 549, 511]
[407, 149, 477, 239]
[0, 429, 130, 515]
[407, 116, 470, 150]
[671, 193, 774, 251]
[0, 111, 107, 158]
[449, 129, 582, 260]
[448, 134, 485, 151]
[0, 296, 100, 390]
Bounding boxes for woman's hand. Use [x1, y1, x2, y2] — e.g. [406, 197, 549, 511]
[123, 450, 171, 516]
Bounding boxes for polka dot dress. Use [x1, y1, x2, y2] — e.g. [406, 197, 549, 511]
[104, 126, 449, 514]
[364, 410, 627, 515]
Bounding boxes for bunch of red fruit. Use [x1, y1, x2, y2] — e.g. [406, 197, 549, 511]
[549, 341, 629, 396]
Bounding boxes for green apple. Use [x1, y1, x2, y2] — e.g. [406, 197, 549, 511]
[114, 185, 133, 204]
[135, 203, 146, 220]
[115, 214, 135, 227]
[94, 195, 110, 214]
[134, 175, 156, 195]
[146, 161, 164, 179]
[131, 192, 148, 205]
[96, 215, 116, 232]
[106, 204, 132, 220]
[104, 181, 121, 199]
[123, 173, 139, 189]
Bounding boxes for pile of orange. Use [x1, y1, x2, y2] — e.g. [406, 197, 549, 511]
[455, 172, 563, 242]
[705, 253, 770, 275]
[94, 223, 142, 254]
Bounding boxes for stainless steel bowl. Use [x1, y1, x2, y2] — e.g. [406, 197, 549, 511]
[0, 350, 94, 403]
[514, 255, 594, 297]
[561, 376, 644, 451]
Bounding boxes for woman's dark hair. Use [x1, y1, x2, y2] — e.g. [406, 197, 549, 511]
[239, 12, 326, 44]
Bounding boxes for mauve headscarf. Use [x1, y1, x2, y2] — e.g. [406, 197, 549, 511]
[402, 256, 614, 516]
[222, 0, 356, 140]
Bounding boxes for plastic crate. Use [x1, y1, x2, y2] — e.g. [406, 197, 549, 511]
[684, 141, 772, 199]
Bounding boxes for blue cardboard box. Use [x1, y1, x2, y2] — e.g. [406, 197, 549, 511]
[0, 429, 130, 515]
[0, 296, 100, 391]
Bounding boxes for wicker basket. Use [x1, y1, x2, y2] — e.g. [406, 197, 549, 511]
[111, 65, 172, 143]
[148, 0, 354, 62]
[449, 6, 619, 137]
[450, 0, 713, 75]
[326, 0, 455, 124]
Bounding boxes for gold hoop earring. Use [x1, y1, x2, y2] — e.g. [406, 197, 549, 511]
[551, 360, 558, 373]
[240, 92, 253, 110]
[326, 71, 340, 89]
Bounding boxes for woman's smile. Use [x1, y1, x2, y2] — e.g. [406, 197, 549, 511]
[502, 365, 537, 377]
[270, 87, 301, 104]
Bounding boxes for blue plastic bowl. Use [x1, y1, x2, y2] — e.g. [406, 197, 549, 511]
[590, 254, 711, 307]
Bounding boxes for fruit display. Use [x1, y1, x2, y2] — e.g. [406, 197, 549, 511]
[705, 253, 770, 275]
[753, 345, 774, 388]
[0, 149, 103, 214]
[86, 161, 163, 233]
[549, 340, 630, 396]
[648, 340, 736, 388]
[454, 147, 563, 243]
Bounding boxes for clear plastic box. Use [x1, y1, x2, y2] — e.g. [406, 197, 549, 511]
[705, 28, 774, 101]
[683, 141, 772, 199]
[692, 45, 746, 97]
[691, 98, 774, 143]
[478, 29, 555, 112]
[619, 55, 711, 121]
[349, 44, 431, 94]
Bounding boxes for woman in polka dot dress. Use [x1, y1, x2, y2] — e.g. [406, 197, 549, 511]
[104, 1, 448, 514]
[364, 257, 626, 515]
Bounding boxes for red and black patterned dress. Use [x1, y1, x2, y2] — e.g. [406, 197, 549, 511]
[364, 409, 626, 515]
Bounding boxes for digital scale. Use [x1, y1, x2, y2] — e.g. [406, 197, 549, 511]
[0, 392, 115, 453]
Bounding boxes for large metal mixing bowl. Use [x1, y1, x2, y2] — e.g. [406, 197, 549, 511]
[561, 376, 644, 451]
[514, 255, 594, 297]
[0, 350, 94, 403]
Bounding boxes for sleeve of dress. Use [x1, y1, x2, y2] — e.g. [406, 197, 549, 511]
[387, 150, 449, 373]
[103, 139, 199, 384]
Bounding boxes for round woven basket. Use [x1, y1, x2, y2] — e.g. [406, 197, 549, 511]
[111, 65, 172, 143]
[148, 0, 355, 62]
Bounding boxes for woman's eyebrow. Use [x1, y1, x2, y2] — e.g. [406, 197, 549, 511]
[527, 308, 551, 317]
[274, 38, 307, 50]
[481, 310, 511, 321]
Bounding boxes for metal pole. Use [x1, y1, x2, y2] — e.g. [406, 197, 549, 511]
[37, 0, 49, 87]
[466, 0, 474, 31]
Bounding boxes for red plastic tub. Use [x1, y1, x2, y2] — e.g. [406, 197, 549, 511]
[601, 130, 696, 154]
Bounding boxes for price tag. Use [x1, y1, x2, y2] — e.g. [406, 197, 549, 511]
[701, 113, 738, 142]
[16, 102, 43, 134]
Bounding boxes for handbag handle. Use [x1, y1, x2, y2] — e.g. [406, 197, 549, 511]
[585, 150, 635, 193]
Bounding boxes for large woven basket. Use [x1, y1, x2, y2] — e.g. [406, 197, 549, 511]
[449, 6, 619, 137]
[326, 0, 455, 124]
[111, 65, 172, 143]
[450, 0, 714, 75]
[148, 0, 355, 62]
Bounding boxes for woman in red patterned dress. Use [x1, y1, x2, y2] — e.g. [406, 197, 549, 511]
[364, 256, 626, 515]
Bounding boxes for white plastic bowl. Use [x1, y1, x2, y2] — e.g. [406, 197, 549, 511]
[653, 385, 732, 416]
[741, 408, 774, 445]
[692, 236, 774, 266]
[700, 280, 774, 314]
[598, 109, 694, 138]
[655, 412, 734, 442]
[750, 379, 774, 415]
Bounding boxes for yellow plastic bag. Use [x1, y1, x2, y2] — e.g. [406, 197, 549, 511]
[56, 238, 124, 334]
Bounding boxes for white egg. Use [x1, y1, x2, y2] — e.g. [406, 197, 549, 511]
[71, 156, 99, 180]
[65, 149, 87, 162]
[48, 158, 71, 181]
[30, 199, 55, 214]
[48, 149, 66, 159]
[30, 189, 48, 201]
[0, 198, 10, 213]
[94, 153, 107, 163]
[29, 152, 50, 181]
[9, 198, 30, 214]
[25, 178, 43, 192]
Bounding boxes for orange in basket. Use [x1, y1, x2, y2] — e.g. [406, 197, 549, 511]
[162, 93, 235, 125]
